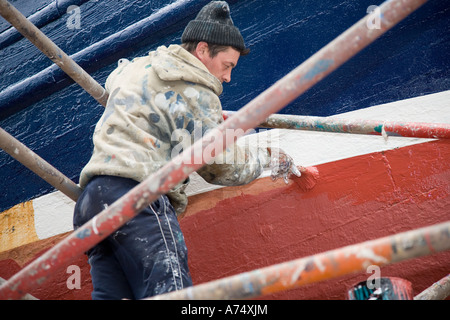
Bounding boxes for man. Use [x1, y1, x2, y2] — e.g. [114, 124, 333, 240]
[73, 1, 300, 300]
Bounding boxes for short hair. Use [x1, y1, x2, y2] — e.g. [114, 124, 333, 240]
[181, 41, 250, 57]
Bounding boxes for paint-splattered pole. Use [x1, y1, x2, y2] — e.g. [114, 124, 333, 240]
[414, 273, 450, 300]
[223, 112, 450, 140]
[0, 0, 108, 107]
[0, 0, 429, 299]
[0, 127, 82, 201]
[149, 221, 450, 300]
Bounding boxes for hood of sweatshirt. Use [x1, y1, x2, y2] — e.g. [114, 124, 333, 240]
[151, 45, 223, 96]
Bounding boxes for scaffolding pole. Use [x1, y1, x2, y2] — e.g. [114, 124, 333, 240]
[0, 0, 98, 202]
[0, 127, 81, 201]
[0, 0, 428, 299]
[414, 273, 450, 300]
[0, 0, 441, 209]
[0, 278, 38, 300]
[223, 112, 450, 140]
[149, 221, 450, 300]
[0, 0, 108, 107]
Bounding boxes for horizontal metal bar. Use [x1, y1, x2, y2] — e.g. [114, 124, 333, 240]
[223, 111, 450, 139]
[149, 221, 450, 300]
[0, 126, 81, 201]
[0, 0, 428, 300]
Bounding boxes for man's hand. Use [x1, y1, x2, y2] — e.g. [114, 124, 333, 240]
[267, 147, 301, 184]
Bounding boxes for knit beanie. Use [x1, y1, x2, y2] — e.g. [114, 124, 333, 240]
[181, 1, 247, 51]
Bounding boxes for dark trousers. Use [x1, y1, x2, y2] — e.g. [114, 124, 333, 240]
[73, 175, 192, 300]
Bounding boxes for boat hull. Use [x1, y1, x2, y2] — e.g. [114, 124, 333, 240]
[0, 0, 449, 299]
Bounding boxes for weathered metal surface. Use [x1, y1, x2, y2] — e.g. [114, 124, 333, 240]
[149, 221, 450, 300]
[0, 0, 108, 107]
[414, 273, 450, 300]
[0, 0, 428, 299]
[223, 111, 450, 139]
[0, 127, 81, 201]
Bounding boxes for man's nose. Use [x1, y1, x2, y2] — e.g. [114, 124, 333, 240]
[223, 73, 231, 83]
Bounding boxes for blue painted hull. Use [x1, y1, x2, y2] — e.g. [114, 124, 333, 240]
[0, 0, 449, 212]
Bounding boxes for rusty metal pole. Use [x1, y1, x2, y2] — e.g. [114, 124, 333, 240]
[0, 0, 108, 107]
[223, 112, 450, 140]
[0, 0, 428, 300]
[0, 0, 97, 202]
[0, 278, 38, 300]
[149, 221, 450, 300]
[414, 274, 450, 300]
[0, 127, 82, 201]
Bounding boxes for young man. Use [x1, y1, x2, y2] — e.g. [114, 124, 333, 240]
[73, 1, 300, 300]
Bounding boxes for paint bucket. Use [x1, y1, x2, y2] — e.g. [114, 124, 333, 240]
[347, 277, 413, 300]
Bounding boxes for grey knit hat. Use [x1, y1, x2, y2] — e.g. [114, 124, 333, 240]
[181, 1, 247, 51]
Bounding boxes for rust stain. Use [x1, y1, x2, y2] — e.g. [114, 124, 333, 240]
[0, 201, 39, 253]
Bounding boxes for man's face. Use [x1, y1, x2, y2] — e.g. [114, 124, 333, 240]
[196, 43, 240, 84]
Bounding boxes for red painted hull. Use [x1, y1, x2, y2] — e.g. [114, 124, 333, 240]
[1, 139, 449, 299]
[181, 139, 450, 299]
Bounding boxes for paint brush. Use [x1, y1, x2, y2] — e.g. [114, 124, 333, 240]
[294, 166, 320, 191]
[268, 147, 319, 191]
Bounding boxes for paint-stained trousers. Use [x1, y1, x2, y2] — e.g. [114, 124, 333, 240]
[73, 175, 192, 300]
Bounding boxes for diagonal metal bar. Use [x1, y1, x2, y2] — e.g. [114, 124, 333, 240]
[0, 0, 90, 50]
[0, 278, 38, 300]
[0, 127, 81, 201]
[223, 111, 450, 140]
[0, 0, 93, 202]
[414, 273, 450, 300]
[0, 0, 108, 107]
[149, 221, 450, 300]
[0, 0, 216, 117]
[0, 0, 428, 300]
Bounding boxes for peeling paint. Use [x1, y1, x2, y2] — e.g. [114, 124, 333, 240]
[0, 201, 39, 253]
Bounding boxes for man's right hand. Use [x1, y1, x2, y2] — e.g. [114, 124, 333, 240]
[267, 147, 302, 184]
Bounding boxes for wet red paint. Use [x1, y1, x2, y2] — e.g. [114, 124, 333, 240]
[180, 140, 450, 299]
[1, 140, 448, 299]
[0, 236, 92, 300]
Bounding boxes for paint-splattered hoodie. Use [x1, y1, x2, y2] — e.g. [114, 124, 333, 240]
[79, 44, 270, 214]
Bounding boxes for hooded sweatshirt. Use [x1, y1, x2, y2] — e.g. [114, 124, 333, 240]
[79, 44, 270, 214]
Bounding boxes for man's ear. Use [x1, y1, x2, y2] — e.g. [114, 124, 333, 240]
[195, 41, 210, 62]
